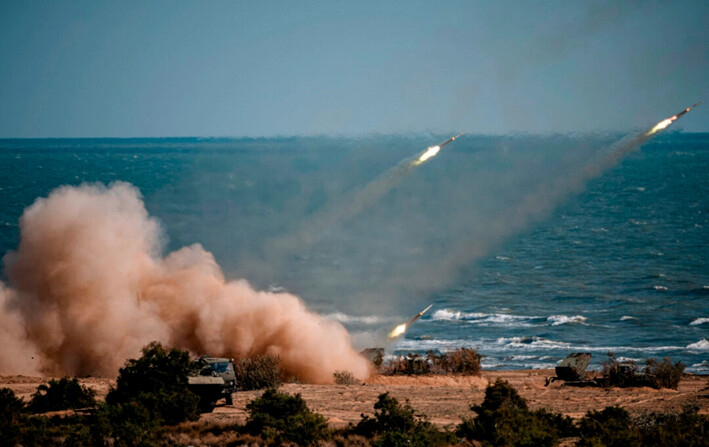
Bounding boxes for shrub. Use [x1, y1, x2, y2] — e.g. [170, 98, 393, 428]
[457, 378, 575, 447]
[0, 388, 25, 446]
[245, 388, 329, 446]
[95, 401, 159, 447]
[603, 353, 685, 389]
[27, 377, 96, 413]
[577, 406, 642, 447]
[236, 354, 282, 390]
[602, 353, 639, 387]
[106, 341, 200, 426]
[333, 370, 359, 385]
[635, 407, 709, 446]
[437, 347, 482, 375]
[355, 392, 455, 447]
[643, 357, 684, 389]
[383, 348, 482, 376]
[360, 348, 384, 368]
[385, 352, 431, 375]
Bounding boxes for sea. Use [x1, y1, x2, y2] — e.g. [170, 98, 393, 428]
[1, 133, 707, 373]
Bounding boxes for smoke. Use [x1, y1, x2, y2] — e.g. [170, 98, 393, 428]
[263, 148, 425, 267]
[241, 118, 681, 318]
[0, 182, 370, 382]
[0, 283, 41, 375]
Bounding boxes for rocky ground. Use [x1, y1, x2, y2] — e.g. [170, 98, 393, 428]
[3, 370, 708, 429]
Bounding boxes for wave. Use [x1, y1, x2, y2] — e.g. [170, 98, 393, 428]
[324, 312, 399, 325]
[431, 309, 487, 321]
[547, 315, 587, 326]
[690, 317, 709, 326]
[432, 309, 548, 326]
[686, 339, 709, 351]
[620, 316, 637, 321]
[497, 336, 571, 350]
[431, 309, 540, 328]
[433, 309, 589, 328]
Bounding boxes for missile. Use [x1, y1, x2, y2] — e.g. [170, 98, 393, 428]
[388, 304, 433, 338]
[406, 304, 433, 326]
[438, 131, 466, 148]
[412, 132, 465, 166]
[674, 101, 702, 119]
[647, 101, 702, 136]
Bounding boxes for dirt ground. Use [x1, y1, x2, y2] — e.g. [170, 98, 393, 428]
[3, 370, 708, 428]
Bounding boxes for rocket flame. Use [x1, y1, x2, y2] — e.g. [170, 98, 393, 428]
[646, 116, 677, 136]
[412, 145, 441, 166]
[388, 323, 407, 338]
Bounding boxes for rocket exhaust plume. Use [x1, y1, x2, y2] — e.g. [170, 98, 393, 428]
[434, 102, 704, 281]
[646, 102, 701, 136]
[264, 133, 465, 261]
[0, 182, 371, 382]
[387, 304, 432, 339]
[412, 132, 465, 166]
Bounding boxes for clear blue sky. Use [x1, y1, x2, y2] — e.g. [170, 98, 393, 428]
[1, 0, 706, 137]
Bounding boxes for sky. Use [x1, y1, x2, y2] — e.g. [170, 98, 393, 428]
[1, 0, 707, 138]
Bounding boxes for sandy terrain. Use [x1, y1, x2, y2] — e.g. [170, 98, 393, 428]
[3, 370, 707, 428]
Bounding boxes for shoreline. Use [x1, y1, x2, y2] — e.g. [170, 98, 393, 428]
[4, 369, 708, 428]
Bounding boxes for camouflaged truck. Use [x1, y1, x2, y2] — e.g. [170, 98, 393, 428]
[187, 356, 236, 412]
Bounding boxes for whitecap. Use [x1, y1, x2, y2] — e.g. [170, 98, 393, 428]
[547, 315, 587, 326]
[620, 316, 637, 321]
[686, 339, 709, 351]
[498, 336, 571, 350]
[691, 361, 709, 370]
[431, 309, 539, 327]
[431, 309, 486, 321]
[325, 312, 398, 325]
[653, 285, 668, 291]
[690, 317, 709, 326]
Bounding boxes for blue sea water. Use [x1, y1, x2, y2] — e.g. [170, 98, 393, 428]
[1, 134, 707, 373]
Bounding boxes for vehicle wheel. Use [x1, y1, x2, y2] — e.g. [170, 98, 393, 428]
[225, 393, 233, 405]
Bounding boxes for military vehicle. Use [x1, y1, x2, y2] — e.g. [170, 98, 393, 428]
[187, 356, 236, 412]
[546, 353, 597, 386]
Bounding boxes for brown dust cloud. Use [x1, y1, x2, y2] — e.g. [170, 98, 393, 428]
[0, 182, 370, 383]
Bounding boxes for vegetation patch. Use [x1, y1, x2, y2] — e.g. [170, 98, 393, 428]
[333, 370, 360, 385]
[245, 388, 329, 446]
[602, 353, 685, 389]
[236, 354, 283, 390]
[27, 377, 96, 413]
[457, 378, 576, 447]
[106, 341, 200, 426]
[383, 347, 482, 375]
[355, 392, 456, 447]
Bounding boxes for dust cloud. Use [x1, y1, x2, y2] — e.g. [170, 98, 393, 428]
[0, 182, 370, 383]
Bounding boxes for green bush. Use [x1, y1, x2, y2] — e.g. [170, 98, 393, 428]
[643, 357, 684, 389]
[27, 377, 96, 413]
[635, 407, 709, 447]
[245, 388, 329, 446]
[355, 392, 455, 447]
[95, 401, 158, 447]
[456, 378, 575, 447]
[236, 354, 282, 390]
[106, 341, 200, 426]
[0, 388, 25, 446]
[577, 406, 642, 447]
